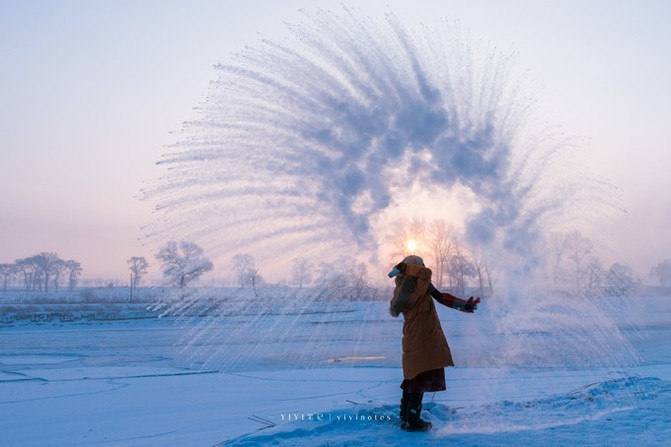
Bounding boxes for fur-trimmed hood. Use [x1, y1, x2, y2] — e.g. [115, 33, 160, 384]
[389, 255, 425, 317]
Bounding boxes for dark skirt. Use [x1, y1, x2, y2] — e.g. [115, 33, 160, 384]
[400, 368, 446, 393]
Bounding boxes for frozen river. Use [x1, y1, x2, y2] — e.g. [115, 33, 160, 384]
[1, 295, 669, 446]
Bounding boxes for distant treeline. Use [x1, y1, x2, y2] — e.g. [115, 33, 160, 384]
[0, 253, 82, 292]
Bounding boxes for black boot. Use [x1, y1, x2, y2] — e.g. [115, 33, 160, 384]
[399, 389, 410, 429]
[405, 392, 432, 432]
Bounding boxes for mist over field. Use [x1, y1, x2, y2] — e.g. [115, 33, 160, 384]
[2, 2, 670, 446]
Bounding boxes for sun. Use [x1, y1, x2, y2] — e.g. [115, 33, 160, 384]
[406, 239, 417, 254]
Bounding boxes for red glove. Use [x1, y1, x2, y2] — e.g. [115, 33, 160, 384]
[464, 297, 481, 313]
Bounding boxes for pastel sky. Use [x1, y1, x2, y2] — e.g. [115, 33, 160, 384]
[1, 0, 670, 282]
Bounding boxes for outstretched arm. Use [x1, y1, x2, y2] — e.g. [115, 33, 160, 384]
[428, 283, 480, 313]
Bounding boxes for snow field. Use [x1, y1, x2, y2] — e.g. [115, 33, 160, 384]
[0, 295, 669, 446]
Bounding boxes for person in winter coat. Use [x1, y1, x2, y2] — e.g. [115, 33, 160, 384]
[389, 255, 480, 431]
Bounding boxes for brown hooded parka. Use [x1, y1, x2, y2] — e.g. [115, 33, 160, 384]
[391, 263, 454, 380]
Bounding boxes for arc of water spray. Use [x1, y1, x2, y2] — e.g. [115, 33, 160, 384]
[145, 7, 574, 270]
[144, 7, 636, 372]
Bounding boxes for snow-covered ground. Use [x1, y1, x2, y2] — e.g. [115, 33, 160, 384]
[0, 293, 669, 446]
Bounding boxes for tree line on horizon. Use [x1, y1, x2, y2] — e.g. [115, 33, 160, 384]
[2, 234, 670, 296]
[0, 253, 82, 292]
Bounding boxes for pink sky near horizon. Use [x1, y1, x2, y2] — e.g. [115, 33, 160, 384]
[1, 0, 670, 283]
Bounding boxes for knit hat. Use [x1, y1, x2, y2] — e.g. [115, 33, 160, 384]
[402, 255, 424, 266]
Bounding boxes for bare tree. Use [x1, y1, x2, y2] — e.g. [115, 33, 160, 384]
[389, 218, 426, 261]
[484, 263, 493, 296]
[427, 220, 456, 288]
[650, 259, 671, 287]
[315, 260, 347, 297]
[127, 256, 149, 288]
[471, 250, 493, 297]
[585, 256, 604, 295]
[291, 257, 313, 288]
[64, 260, 83, 291]
[156, 241, 213, 290]
[605, 263, 638, 296]
[15, 258, 38, 291]
[389, 218, 462, 289]
[0, 264, 15, 291]
[31, 252, 62, 293]
[232, 253, 261, 289]
[314, 258, 374, 300]
[53, 259, 67, 291]
[347, 260, 371, 300]
[548, 232, 568, 270]
[446, 242, 477, 296]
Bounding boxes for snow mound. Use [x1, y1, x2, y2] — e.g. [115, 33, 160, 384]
[224, 376, 666, 446]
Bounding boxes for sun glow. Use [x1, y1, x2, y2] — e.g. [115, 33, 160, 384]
[406, 239, 417, 254]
